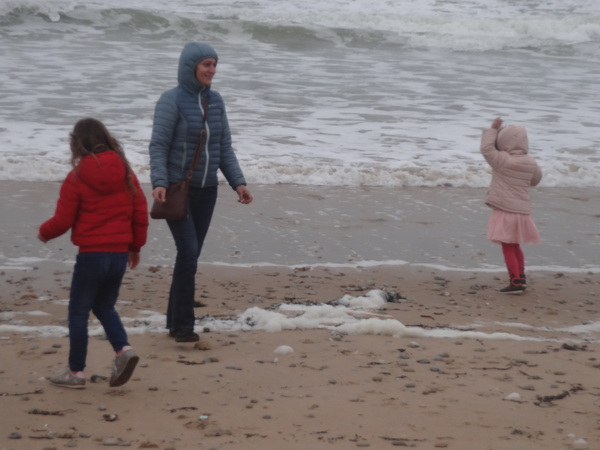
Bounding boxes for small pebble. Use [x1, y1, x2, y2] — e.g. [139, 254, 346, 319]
[274, 345, 294, 354]
[504, 392, 521, 402]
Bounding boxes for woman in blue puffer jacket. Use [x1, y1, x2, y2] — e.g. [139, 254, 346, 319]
[149, 42, 253, 343]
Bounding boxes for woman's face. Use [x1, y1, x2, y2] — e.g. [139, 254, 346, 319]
[195, 58, 217, 86]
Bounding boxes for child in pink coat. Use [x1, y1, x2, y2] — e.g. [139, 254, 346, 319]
[480, 117, 542, 293]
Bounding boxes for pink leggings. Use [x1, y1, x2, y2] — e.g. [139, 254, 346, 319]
[501, 243, 525, 279]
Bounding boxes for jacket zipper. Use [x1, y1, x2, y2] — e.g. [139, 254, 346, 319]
[199, 94, 210, 188]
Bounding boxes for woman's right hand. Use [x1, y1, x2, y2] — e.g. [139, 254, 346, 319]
[152, 186, 167, 203]
[491, 117, 503, 130]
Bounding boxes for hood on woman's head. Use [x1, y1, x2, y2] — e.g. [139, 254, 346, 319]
[178, 42, 219, 93]
[496, 125, 529, 155]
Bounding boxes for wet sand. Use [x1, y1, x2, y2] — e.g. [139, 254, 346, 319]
[4, 181, 600, 270]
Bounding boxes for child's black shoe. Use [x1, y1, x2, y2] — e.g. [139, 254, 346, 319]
[500, 278, 525, 294]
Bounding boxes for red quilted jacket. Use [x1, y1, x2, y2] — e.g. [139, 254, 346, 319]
[39, 151, 148, 253]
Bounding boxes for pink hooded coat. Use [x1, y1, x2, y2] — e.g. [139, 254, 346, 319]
[480, 125, 542, 215]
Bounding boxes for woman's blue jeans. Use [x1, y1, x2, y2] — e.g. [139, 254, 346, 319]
[166, 186, 218, 332]
[68, 252, 129, 372]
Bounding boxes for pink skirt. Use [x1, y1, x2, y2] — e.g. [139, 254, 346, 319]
[487, 209, 541, 245]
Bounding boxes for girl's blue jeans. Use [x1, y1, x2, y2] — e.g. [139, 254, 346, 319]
[166, 186, 218, 333]
[68, 252, 129, 372]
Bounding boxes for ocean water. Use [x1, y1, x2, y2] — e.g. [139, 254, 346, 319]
[1, 0, 599, 188]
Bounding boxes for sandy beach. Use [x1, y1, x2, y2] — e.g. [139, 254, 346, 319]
[1, 181, 599, 450]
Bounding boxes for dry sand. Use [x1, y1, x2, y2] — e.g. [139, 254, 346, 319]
[1, 181, 599, 450]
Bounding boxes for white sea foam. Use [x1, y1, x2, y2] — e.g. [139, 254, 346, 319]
[2, 289, 598, 343]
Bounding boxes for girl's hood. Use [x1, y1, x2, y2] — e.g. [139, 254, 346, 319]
[496, 125, 529, 155]
[77, 151, 126, 193]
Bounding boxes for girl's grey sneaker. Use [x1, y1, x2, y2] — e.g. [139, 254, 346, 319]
[109, 349, 139, 387]
[48, 368, 86, 389]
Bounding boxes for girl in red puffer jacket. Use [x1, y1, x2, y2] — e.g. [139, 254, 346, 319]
[481, 117, 542, 294]
[39, 118, 148, 389]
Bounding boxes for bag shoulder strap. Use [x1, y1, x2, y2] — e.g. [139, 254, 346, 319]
[185, 97, 209, 181]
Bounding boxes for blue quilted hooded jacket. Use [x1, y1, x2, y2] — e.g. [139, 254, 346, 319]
[149, 42, 246, 190]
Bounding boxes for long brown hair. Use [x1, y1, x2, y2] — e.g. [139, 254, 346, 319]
[70, 118, 136, 193]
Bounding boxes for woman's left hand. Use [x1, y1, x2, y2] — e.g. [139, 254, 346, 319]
[236, 185, 253, 204]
